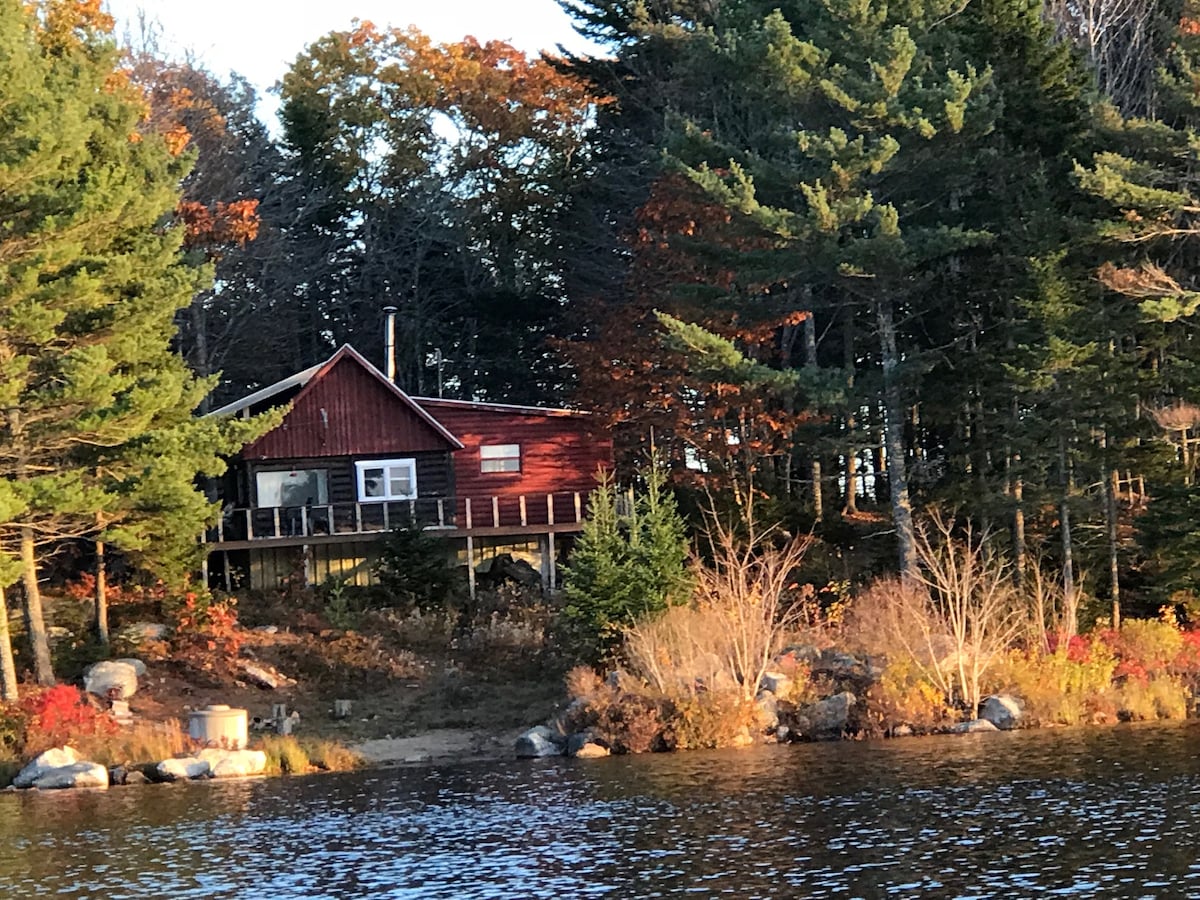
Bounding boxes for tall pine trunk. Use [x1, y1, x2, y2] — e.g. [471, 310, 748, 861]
[95, 537, 109, 646]
[1058, 429, 1077, 637]
[0, 586, 18, 702]
[803, 311, 823, 520]
[842, 308, 859, 516]
[876, 296, 916, 578]
[20, 525, 54, 685]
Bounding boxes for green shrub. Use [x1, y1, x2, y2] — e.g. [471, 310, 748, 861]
[561, 462, 691, 660]
[374, 525, 455, 612]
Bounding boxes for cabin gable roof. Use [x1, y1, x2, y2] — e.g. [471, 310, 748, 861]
[230, 345, 463, 459]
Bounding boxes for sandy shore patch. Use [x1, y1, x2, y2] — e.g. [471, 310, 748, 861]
[353, 728, 522, 765]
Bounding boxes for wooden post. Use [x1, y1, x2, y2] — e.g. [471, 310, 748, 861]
[574, 492, 582, 523]
[519, 495, 527, 527]
[272, 507, 281, 538]
[437, 498, 445, 527]
[546, 493, 555, 525]
[244, 508, 253, 539]
[355, 502, 363, 533]
[465, 497, 473, 529]
[223, 551, 232, 592]
[466, 535, 476, 600]
[383, 502, 390, 531]
[327, 503, 335, 533]
[300, 505, 309, 536]
[492, 496, 500, 528]
[548, 531, 557, 591]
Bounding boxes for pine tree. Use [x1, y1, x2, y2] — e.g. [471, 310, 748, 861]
[0, 1, 265, 680]
[562, 462, 691, 659]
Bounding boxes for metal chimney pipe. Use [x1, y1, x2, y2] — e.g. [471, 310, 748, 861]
[382, 306, 397, 383]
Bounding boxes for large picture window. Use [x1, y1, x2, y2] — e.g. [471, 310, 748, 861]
[256, 469, 328, 508]
[355, 458, 418, 501]
[480, 444, 520, 473]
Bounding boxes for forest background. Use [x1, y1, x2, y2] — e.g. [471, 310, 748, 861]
[8, 0, 1200, 702]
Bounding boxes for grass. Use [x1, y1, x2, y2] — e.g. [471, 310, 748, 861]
[75, 718, 189, 768]
[254, 734, 363, 775]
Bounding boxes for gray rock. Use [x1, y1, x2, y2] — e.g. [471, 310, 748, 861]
[33, 762, 108, 790]
[240, 662, 281, 689]
[125, 770, 149, 786]
[156, 757, 212, 781]
[760, 671, 793, 696]
[198, 749, 267, 778]
[775, 725, 791, 743]
[572, 742, 610, 759]
[115, 658, 148, 677]
[891, 724, 914, 738]
[802, 692, 857, 739]
[566, 731, 610, 758]
[755, 691, 780, 731]
[515, 726, 562, 758]
[115, 622, 169, 644]
[979, 695, 1022, 731]
[953, 718, 1000, 734]
[13, 747, 80, 788]
[84, 660, 139, 700]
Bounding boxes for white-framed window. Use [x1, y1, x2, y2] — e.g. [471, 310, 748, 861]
[355, 458, 418, 501]
[480, 443, 520, 473]
[256, 469, 329, 508]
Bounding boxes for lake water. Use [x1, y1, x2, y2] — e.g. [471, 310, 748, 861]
[2, 722, 1200, 898]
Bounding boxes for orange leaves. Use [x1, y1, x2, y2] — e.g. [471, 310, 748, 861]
[177, 199, 261, 251]
[30, 0, 114, 51]
[1181, 16, 1200, 36]
[162, 123, 191, 157]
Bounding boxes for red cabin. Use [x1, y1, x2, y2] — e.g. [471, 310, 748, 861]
[204, 345, 612, 592]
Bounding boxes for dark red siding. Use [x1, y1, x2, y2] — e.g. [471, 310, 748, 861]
[244, 355, 457, 460]
[416, 401, 612, 501]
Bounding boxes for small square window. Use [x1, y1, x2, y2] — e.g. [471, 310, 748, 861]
[480, 444, 520, 473]
[355, 459, 418, 501]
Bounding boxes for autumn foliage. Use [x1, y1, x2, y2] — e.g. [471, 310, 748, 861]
[569, 174, 815, 483]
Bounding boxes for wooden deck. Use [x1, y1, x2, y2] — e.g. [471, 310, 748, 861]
[201, 492, 588, 551]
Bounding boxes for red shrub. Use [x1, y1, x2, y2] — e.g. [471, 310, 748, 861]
[21, 685, 117, 755]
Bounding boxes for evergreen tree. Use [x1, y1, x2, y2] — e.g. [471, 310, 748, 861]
[0, 1, 263, 681]
[562, 462, 691, 659]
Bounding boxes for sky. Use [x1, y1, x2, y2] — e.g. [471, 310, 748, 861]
[104, 0, 602, 121]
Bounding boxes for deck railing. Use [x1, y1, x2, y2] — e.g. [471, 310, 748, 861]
[202, 491, 587, 544]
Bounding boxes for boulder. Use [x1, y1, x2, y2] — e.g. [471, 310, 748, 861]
[115, 658, 148, 677]
[13, 746, 79, 789]
[754, 691, 780, 731]
[566, 731, 610, 759]
[515, 726, 562, 759]
[760, 671, 792, 696]
[124, 770, 150, 786]
[33, 762, 108, 790]
[953, 718, 999, 734]
[979, 695, 1022, 731]
[156, 757, 212, 781]
[802, 692, 857, 739]
[198, 748, 267, 778]
[572, 742, 610, 759]
[115, 622, 169, 645]
[891, 724, 914, 738]
[84, 660, 139, 700]
[240, 662, 282, 690]
[775, 725, 792, 743]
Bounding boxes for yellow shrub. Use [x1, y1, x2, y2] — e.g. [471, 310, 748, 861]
[1113, 675, 1189, 721]
[669, 693, 756, 750]
[993, 644, 1117, 726]
[865, 657, 953, 734]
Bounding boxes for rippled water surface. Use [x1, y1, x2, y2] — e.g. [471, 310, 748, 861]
[3, 723, 1200, 898]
